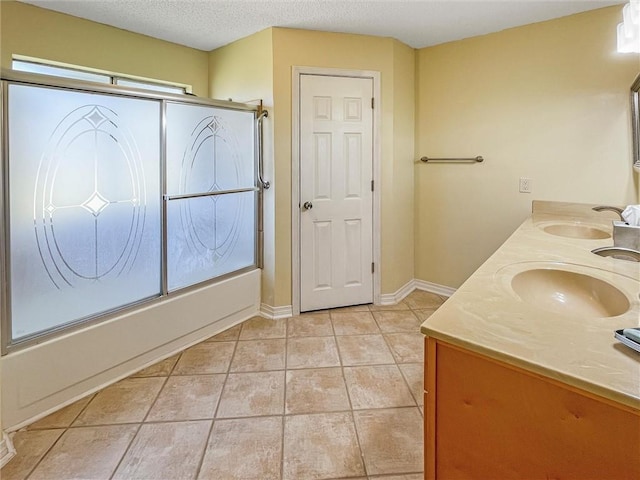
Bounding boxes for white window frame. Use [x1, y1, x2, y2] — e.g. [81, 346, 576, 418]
[12, 55, 192, 95]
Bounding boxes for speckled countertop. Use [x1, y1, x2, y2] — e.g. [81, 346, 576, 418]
[421, 201, 640, 410]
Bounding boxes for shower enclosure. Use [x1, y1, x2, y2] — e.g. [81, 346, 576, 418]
[0, 69, 267, 429]
[1, 70, 264, 351]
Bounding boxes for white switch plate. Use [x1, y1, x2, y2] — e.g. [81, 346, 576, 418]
[519, 177, 532, 193]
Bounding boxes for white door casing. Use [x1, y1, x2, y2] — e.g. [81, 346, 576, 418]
[298, 74, 374, 311]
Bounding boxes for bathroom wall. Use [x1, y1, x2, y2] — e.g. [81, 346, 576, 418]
[208, 29, 278, 307]
[389, 40, 417, 293]
[270, 28, 416, 306]
[415, 6, 640, 288]
[0, 1, 209, 95]
[209, 28, 416, 308]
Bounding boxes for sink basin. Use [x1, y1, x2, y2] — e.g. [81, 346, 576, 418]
[541, 223, 610, 240]
[592, 247, 640, 262]
[511, 268, 629, 318]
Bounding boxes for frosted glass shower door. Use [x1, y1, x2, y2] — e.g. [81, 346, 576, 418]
[8, 84, 162, 340]
[166, 102, 257, 291]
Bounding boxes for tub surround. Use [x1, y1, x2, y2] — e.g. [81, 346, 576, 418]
[421, 200, 640, 409]
[421, 200, 640, 479]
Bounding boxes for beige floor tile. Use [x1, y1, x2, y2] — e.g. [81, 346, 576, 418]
[285, 368, 351, 414]
[287, 313, 333, 337]
[343, 365, 415, 410]
[283, 412, 365, 480]
[173, 341, 235, 375]
[331, 311, 380, 335]
[113, 421, 210, 480]
[230, 339, 286, 372]
[131, 354, 180, 378]
[404, 290, 445, 310]
[198, 416, 282, 480]
[239, 316, 286, 340]
[29, 425, 137, 480]
[353, 407, 424, 476]
[5, 299, 433, 480]
[205, 324, 242, 342]
[146, 374, 225, 421]
[217, 371, 285, 418]
[372, 310, 422, 333]
[399, 363, 424, 406]
[330, 304, 371, 313]
[287, 336, 341, 369]
[384, 333, 424, 364]
[336, 335, 395, 366]
[74, 377, 164, 426]
[369, 301, 411, 311]
[413, 308, 438, 322]
[1, 429, 64, 480]
[28, 395, 93, 430]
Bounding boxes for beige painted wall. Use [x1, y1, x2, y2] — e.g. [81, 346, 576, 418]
[208, 29, 278, 305]
[270, 28, 415, 306]
[0, 1, 209, 95]
[208, 28, 273, 104]
[209, 28, 417, 307]
[389, 39, 416, 292]
[415, 6, 640, 288]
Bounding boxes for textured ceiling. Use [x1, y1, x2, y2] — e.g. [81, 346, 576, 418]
[20, 0, 626, 51]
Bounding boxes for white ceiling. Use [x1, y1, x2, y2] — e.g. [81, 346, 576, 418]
[20, 0, 626, 51]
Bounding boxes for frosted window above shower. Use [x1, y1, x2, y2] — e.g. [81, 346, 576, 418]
[8, 84, 162, 340]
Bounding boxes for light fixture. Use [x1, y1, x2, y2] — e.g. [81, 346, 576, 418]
[617, 1, 640, 53]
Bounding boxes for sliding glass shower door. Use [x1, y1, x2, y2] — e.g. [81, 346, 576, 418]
[8, 84, 162, 340]
[165, 102, 257, 291]
[2, 75, 260, 348]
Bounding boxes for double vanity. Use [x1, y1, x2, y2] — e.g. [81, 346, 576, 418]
[420, 201, 640, 479]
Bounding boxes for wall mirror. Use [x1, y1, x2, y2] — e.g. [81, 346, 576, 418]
[632, 73, 640, 172]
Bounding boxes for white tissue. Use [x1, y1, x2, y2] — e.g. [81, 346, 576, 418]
[622, 205, 640, 226]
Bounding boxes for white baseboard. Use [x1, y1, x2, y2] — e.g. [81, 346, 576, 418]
[379, 279, 416, 305]
[260, 303, 293, 319]
[0, 431, 16, 469]
[379, 279, 456, 305]
[413, 279, 456, 298]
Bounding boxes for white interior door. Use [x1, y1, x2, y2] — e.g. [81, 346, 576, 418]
[299, 74, 374, 312]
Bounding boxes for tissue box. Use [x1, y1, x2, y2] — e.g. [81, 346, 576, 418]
[613, 221, 640, 251]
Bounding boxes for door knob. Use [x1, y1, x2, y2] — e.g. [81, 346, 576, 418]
[303, 201, 313, 210]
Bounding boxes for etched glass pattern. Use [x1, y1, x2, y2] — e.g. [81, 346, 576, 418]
[166, 103, 255, 194]
[167, 192, 256, 290]
[8, 84, 161, 340]
[166, 103, 256, 291]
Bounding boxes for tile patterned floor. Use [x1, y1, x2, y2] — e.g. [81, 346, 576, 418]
[2, 290, 446, 480]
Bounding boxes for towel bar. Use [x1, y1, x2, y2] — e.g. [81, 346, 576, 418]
[420, 156, 484, 163]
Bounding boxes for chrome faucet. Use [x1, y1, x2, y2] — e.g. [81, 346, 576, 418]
[592, 205, 640, 250]
[592, 205, 625, 221]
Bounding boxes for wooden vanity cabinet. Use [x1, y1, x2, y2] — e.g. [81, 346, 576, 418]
[424, 337, 640, 480]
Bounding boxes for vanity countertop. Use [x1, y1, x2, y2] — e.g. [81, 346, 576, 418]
[420, 201, 640, 410]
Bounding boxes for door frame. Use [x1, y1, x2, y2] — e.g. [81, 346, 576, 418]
[291, 66, 381, 315]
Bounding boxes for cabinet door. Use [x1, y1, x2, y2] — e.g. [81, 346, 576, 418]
[425, 339, 640, 480]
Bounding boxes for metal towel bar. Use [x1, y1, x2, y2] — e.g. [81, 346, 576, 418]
[420, 156, 484, 163]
